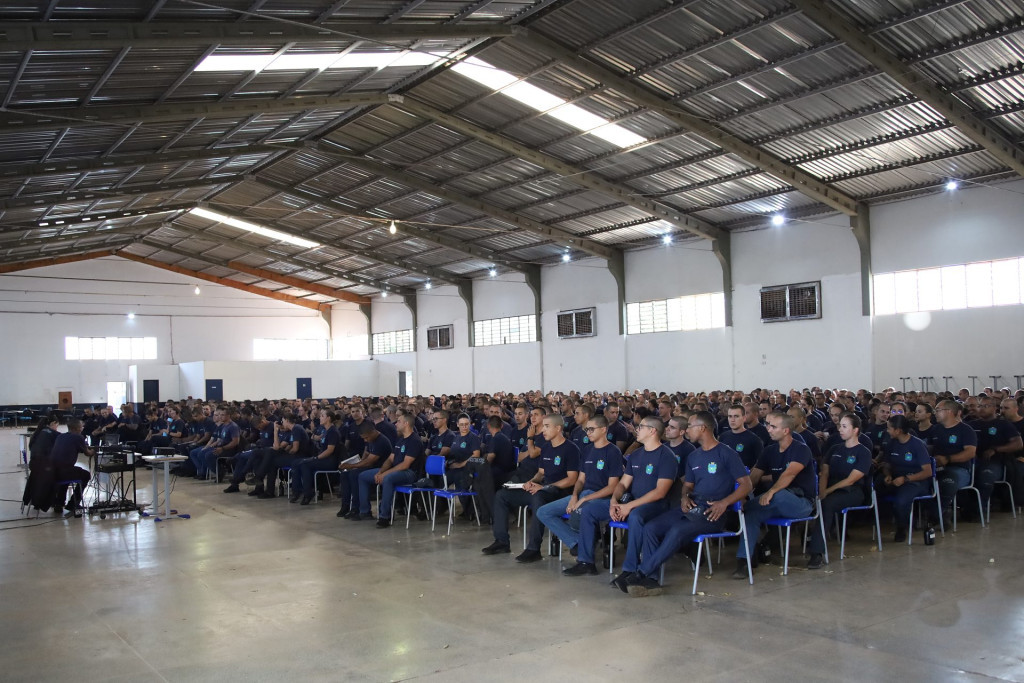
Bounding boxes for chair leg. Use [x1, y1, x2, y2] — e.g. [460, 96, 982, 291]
[908, 503, 915, 546]
[431, 495, 438, 532]
[782, 527, 792, 575]
[609, 529, 615, 575]
[974, 489, 986, 528]
[840, 512, 848, 560]
[873, 502, 883, 552]
[704, 540, 713, 574]
[471, 496, 480, 528]
[447, 499, 455, 536]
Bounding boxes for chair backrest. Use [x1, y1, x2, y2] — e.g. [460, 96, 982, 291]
[424, 454, 445, 477]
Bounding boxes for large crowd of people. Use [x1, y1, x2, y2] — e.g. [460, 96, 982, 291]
[21, 386, 1024, 595]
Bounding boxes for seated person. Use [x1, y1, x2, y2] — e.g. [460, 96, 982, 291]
[49, 418, 94, 516]
[250, 412, 309, 499]
[90, 406, 118, 442]
[588, 417, 678, 592]
[788, 406, 822, 464]
[743, 402, 772, 447]
[568, 403, 596, 453]
[507, 406, 548, 483]
[22, 414, 60, 513]
[734, 412, 817, 578]
[199, 410, 241, 480]
[288, 410, 344, 505]
[805, 412, 871, 569]
[339, 421, 391, 520]
[877, 415, 933, 541]
[451, 416, 518, 525]
[933, 400, 978, 524]
[541, 415, 624, 575]
[969, 395, 1022, 513]
[664, 416, 696, 504]
[718, 403, 763, 471]
[359, 411, 421, 527]
[137, 407, 185, 455]
[626, 411, 751, 596]
[223, 414, 275, 493]
[116, 404, 143, 442]
[482, 414, 580, 563]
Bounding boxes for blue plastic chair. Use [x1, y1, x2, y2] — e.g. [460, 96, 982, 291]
[313, 470, 341, 503]
[839, 478, 882, 559]
[901, 457, 945, 545]
[390, 456, 438, 529]
[693, 501, 752, 594]
[764, 461, 828, 575]
[426, 454, 479, 534]
[951, 460, 984, 532]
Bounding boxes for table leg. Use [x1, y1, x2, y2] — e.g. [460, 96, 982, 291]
[152, 463, 159, 516]
[163, 462, 171, 518]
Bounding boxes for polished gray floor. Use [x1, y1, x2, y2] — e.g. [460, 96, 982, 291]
[2, 430, 1023, 682]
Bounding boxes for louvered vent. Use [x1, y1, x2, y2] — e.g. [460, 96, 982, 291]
[557, 308, 596, 338]
[760, 282, 821, 322]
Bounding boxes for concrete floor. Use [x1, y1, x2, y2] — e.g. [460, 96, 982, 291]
[2, 429, 1023, 682]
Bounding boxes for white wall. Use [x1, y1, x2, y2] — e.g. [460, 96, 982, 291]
[200, 360, 378, 400]
[870, 179, 1024, 390]
[128, 364, 181, 402]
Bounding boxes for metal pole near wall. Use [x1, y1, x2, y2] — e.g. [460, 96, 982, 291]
[1015, 375, 1024, 390]
[900, 377, 911, 392]
[969, 376, 979, 394]
[943, 376, 954, 393]
[990, 375, 1002, 391]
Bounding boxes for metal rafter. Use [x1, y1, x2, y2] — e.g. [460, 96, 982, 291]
[225, 261, 370, 304]
[0, 248, 119, 273]
[0, 22, 519, 51]
[0, 94, 402, 135]
[789, 0, 1024, 178]
[0, 175, 245, 212]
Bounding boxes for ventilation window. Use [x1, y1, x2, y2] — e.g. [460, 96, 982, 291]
[427, 324, 453, 350]
[557, 308, 595, 338]
[760, 282, 821, 322]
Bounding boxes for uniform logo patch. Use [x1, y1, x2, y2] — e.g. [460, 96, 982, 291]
[583, 436, 590, 444]
[400, 445, 406, 453]
[554, 455, 562, 466]
[645, 464, 654, 475]
[846, 455, 856, 464]
[736, 444, 744, 452]
[460, 442, 466, 448]
[708, 462, 718, 474]
[949, 435, 957, 444]
[988, 427, 997, 436]
[596, 460, 605, 470]
[905, 452, 913, 461]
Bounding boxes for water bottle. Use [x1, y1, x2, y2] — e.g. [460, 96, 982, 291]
[924, 524, 936, 546]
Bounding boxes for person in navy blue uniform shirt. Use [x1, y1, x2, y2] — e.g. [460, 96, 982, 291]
[200, 409, 241, 480]
[250, 412, 309, 499]
[913, 403, 941, 446]
[806, 413, 871, 568]
[49, 418, 93, 515]
[664, 416, 695, 504]
[734, 412, 816, 578]
[581, 416, 677, 592]
[289, 410, 345, 505]
[602, 401, 631, 452]
[626, 411, 751, 596]
[359, 412, 420, 527]
[969, 395, 1023, 512]
[742, 402, 772, 447]
[719, 404, 764, 471]
[933, 400, 978, 523]
[509, 406, 548, 483]
[223, 414, 275, 493]
[568, 404, 595, 454]
[877, 414, 933, 541]
[340, 422, 392, 520]
[482, 414, 580, 562]
[538, 415, 624, 575]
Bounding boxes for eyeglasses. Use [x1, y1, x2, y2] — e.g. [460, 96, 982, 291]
[637, 424, 655, 431]
[583, 427, 598, 433]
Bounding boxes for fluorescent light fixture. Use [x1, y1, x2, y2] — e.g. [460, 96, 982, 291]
[195, 51, 448, 74]
[771, 214, 786, 226]
[451, 57, 646, 149]
[189, 207, 320, 248]
[946, 180, 959, 191]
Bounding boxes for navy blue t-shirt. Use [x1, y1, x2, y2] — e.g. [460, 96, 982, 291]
[509, 424, 530, 453]
[913, 423, 941, 448]
[885, 435, 931, 478]
[345, 419, 367, 457]
[755, 440, 816, 499]
[685, 443, 747, 506]
[486, 432, 516, 477]
[364, 435, 392, 465]
[606, 419, 630, 447]
[668, 440, 695, 480]
[825, 444, 871, 486]
[932, 421, 977, 468]
[719, 429, 763, 469]
[375, 420, 399, 445]
[429, 430, 455, 455]
[581, 443, 624, 491]
[318, 425, 342, 455]
[540, 439, 581, 486]
[748, 422, 772, 447]
[393, 434, 423, 468]
[448, 431, 481, 464]
[51, 432, 88, 468]
[625, 444, 677, 498]
[970, 418, 1019, 453]
[285, 424, 309, 455]
[569, 426, 593, 455]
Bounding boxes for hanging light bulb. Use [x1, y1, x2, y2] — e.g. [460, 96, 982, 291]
[194, 285, 201, 295]
[381, 290, 388, 298]
[388, 220, 397, 235]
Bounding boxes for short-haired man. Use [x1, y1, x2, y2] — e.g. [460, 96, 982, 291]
[583, 417, 678, 592]
[482, 414, 580, 563]
[359, 412, 420, 527]
[200, 409, 241, 481]
[933, 400, 978, 524]
[734, 412, 817, 578]
[743, 402, 772, 446]
[718, 404, 763, 470]
[49, 418, 94, 516]
[626, 412, 751, 596]
[603, 401, 630, 451]
[538, 415, 624, 575]
[339, 421, 392, 520]
[969, 395, 1023, 513]
[250, 412, 309, 499]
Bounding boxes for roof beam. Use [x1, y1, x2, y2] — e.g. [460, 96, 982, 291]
[0, 203, 195, 234]
[0, 22, 518, 51]
[394, 100, 726, 241]
[0, 146, 279, 182]
[516, 32, 861, 217]
[389, 220, 540, 279]
[0, 175, 244, 212]
[117, 250, 330, 312]
[0, 95, 401, 135]
[241, 178, 471, 286]
[303, 141, 624, 259]
[789, 0, 1024, 179]
[0, 248, 118, 273]
[0, 224, 153, 251]
[163, 216, 415, 296]
[225, 261, 370, 305]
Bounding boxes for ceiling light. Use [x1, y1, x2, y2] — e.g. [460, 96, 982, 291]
[771, 214, 786, 226]
[424, 282, 432, 290]
[194, 285, 201, 296]
[127, 312, 135, 320]
[381, 290, 388, 298]
[388, 220, 397, 235]
[562, 253, 571, 263]
[195, 51, 448, 74]
[945, 180, 959, 191]
[189, 207, 320, 248]
[194, 54, 274, 72]
[488, 268, 497, 277]
[662, 234, 672, 245]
